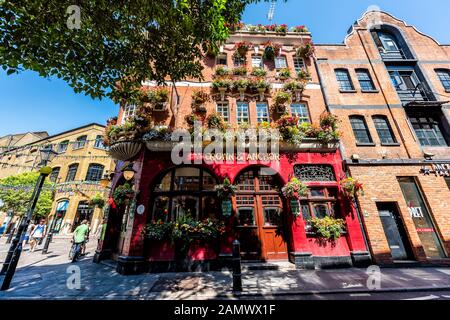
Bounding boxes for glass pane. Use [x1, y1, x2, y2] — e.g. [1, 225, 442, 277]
[152, 196, 170, 221]
[154, 172, 172, 191]
[173, 167, 200, 191]
[313, 204, 329, 219]
[310, 188, 325, 197]
[171, 196, 199, 220]
[202, 171, 216, 190]
[236, 171, 255, 191]
[398, 177, 446, 258]
[202, 196, 220, 219]
[264, 207, 282, 226]
[237, 208, 255, 226]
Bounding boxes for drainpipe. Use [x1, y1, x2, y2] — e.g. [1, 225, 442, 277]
[314, 51, 373, 261]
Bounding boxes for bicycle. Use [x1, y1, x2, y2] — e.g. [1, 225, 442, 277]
[68, 240, 83, 263]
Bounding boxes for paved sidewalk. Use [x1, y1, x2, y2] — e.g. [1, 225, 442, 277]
[1, 236, 450, 299]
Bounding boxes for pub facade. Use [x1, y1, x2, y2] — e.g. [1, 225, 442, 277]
[94, 25, 371, 273]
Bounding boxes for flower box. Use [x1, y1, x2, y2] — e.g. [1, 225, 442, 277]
[279, 139, 338, 152]
[107, 140, 142, 161]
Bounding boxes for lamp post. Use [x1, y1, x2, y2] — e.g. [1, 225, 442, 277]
[1, 147, 57, 290]
[42, 177, 62, 254]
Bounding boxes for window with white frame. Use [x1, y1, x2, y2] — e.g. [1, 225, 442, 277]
[293, 56, 305, 73]
[274, 56, 287, 69]
[216, 54, 227, 66]
[290, 103, 310, 123]
[256, 103, 269, 123]
[236, 102, 249, 124]
[94, 135, 106, 149]
[251, 55, 263, 68]
[234, 55, 246, 67]
[121, 105, 136, 124]
[216, 102, 229, 122]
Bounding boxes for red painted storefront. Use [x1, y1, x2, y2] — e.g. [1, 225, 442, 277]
[94, 145, 371, 274]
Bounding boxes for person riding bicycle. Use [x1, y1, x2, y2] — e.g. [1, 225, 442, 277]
[71, 220, 89, 261]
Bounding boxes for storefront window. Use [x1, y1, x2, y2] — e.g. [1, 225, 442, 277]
[53, 200, 69, 233]
[151, 166, 218, 222]
[398, 177, 446, 258]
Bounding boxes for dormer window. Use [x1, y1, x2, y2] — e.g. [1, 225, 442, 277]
[378, 32, 399, 52]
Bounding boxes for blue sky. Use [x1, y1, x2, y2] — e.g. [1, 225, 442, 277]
[1, 0, 449, 137]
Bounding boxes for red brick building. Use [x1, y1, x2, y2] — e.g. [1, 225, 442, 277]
[316, 11, 450, 265]
[94, 23, 371, 273]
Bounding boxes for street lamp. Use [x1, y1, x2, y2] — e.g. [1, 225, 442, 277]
[1, 147, 57, 290]
[121, 163, 136, 181]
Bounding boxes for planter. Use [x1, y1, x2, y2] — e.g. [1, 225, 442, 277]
[257, 87, 267, 101]
[145, 140, 180, 151]
[279, 139, 339, 152]
[237, 87, 246, 101]
[294, 89, 303, 101]
[218, 87, 227, 101]
[108, 140, 142, 161]
[153, 102, 168, 112]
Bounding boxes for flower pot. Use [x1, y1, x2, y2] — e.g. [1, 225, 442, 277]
[108, 141, 142, 161]
[145, 141, 179, 151]
[257, 87, 266, 101]
[218, 87, 227, 101]
[293, 89, 303, 101]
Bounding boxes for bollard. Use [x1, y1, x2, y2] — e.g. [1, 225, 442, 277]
[232, 239, 242, 292]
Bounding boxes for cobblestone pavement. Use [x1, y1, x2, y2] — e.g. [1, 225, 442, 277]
[1, 236, 450, 300]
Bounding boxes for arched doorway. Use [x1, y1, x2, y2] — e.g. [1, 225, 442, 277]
[234, 167, 288, 261]
[72, 201, 94, 232]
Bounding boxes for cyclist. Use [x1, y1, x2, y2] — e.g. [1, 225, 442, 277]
[70, 220, 89, 262]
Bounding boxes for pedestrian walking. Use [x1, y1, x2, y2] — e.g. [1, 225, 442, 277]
[29, 218, 47, 252]
[22, 220, 36, 249]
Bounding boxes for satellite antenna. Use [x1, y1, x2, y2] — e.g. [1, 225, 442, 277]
[267, 0, 276, 22]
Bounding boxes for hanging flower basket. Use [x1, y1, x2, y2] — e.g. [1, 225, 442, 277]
[108, 140, 142, 161]
[113, 182, 135, 207]
[296, 42, 315, 58]
[340, 177, 364, 200]
[282, 177, 308, 200]
[215, 177, 237, 199]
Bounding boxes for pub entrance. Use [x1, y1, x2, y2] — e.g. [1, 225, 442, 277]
[234, 167, 289, 261]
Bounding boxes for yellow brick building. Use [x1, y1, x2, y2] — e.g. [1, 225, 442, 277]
[0, 123, 115, 235]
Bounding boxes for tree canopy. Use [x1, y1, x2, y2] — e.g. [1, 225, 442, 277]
[0, 172, 54, 218]
[0, 1, 274, 103]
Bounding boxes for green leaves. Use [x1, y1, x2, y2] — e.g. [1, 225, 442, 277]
[0, 1, 279, 101]
[0, 172, 54, 218]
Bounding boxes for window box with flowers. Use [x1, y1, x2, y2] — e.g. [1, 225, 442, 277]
[212, 79, 233, 100]
[275, 24, 288, 34]
[233, 78, 250, 100]
[147, 88, 170, 111]
[340, 177, 364, 200]
[215, 66, 230, 77]
[283, 80, 305, 101]
[309, 216, 346, 240]
[250, 79, 271, 100]
[143, 126, 176, 151]
[232, 67, 248, 76]
[251, 67, 267, 77]
[291, 25, 309, 33]
[277, 68, 291, 80]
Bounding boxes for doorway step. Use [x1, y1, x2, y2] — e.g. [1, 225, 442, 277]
[242, 261, 296, 271]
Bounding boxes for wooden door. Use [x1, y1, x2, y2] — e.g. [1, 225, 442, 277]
[234, 168, 288, 261]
